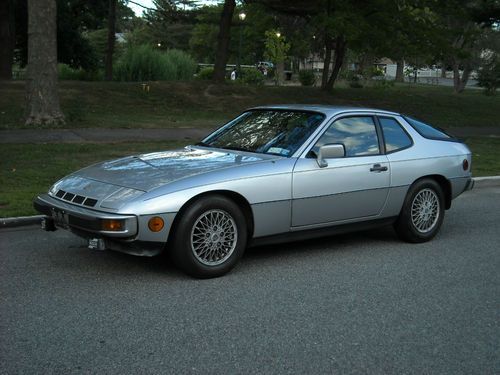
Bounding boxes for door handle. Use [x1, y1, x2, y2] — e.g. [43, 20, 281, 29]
[370, 164, 388, 172]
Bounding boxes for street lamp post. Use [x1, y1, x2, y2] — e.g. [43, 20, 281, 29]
[237, 11, 246, 77]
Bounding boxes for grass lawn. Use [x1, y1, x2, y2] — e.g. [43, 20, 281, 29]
[1, 137, 499, 218]
[1, 80, 499, 130]
[0, 141, 184, 218]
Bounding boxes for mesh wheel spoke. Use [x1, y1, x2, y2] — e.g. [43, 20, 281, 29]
[190, 209, 238, 266]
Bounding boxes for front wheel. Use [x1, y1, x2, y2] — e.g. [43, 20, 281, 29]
[170, 195, 247, 278]
[395, 179, 445, 243]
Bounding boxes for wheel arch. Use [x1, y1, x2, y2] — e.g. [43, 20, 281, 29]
[167, 190, 255, 244]
[411, 174, 452, 209]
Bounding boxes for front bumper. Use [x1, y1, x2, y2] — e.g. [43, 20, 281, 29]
[34, 194, 166, 257]
[34, 194, 138, 238]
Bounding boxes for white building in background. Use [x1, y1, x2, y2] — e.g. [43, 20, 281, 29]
[298, 54, 475, 82]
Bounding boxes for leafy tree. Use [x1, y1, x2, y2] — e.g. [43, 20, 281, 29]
[189, 5, 222, 63]
[477, 28, 500, 95]
[264, 29, 290, 85]
[14, 0, 135, 71]
[142, 0, 199, 50]
[478, 55, 500, 95]
[427, 0, 500, 93]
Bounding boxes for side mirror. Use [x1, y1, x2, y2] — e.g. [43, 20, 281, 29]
[317, 143, 345, 168]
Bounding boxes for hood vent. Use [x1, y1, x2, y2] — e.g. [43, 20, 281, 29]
[55, 189, 98, 208]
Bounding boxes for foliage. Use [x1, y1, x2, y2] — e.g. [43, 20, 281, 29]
[114, 45, 196, 81]
[58, 64, 103, 81]
[142, 0, 199, 51]
[264, 29, 290, 85]
[374, 78, 395, 89]
[347, 72, 364, 88]
[264, 29, 290, 65]
[240, 68, 265, 85]
[197, 67, 214, 80]
[477, 56, 500, 95]
[298, 70, 316, 86]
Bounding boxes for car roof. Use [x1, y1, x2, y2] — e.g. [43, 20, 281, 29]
[249, 104, 400, 118]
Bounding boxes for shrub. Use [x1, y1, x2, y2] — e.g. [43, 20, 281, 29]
[348, 72, 364, 88]
[374, 78, 395, 89]
[197, 67, 214, 80]
[477, 59, 500, 95]
[241, 68, 265, 85]
[114, 45, 197, 81]
[58, 64, 102, 81]
[298, 70, 316, 86]
[164, 49, 197, 80]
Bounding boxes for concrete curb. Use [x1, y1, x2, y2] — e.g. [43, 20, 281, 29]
[1, 176, 500, 229]
[1, 215, 44, 229]
[472, 176, 500, 188]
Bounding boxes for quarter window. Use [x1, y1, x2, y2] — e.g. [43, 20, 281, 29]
[403, 116, 452, 140]
[379, 117, 412, 153]
[312, 116, 380, 157]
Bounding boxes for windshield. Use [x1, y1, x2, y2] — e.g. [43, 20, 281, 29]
[201, 110, 325, 157]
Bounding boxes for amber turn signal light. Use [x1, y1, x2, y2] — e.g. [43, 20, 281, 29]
[101, 219, 124, 231]
[463, 159, 469, 171]
[148, 216, 164, 232]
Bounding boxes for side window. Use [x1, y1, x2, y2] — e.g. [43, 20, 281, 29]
[379, 117, 412, 153]
[403, 116, 452, 140]
[312, 116, 380, 157]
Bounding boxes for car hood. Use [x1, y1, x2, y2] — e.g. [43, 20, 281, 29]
[73, 147, 276, 192]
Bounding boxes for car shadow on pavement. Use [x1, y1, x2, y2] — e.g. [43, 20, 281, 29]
[244, 225, 399, 261]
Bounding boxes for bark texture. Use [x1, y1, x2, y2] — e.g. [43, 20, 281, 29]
[395, 59, 404, 82]
[324, 35, 346, 91]
[25, 0, 64, 125]
[212, 0, 236, 83]
[321, 36, 333, 89]
[0, 0, 14, 80]
[105, 0, 117, 81]
[452, 61, 472, 94]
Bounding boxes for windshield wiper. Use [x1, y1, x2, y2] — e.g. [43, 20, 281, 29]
[219, 146, 254, 153]
[195, 141, 212, 147]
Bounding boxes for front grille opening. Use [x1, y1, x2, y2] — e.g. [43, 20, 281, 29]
[55, 189, 97, 208]
[73, 195, 85, 204]
[83, 198, 98, 207]
[63, 192, 75, 201]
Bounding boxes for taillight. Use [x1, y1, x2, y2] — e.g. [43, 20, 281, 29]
[462, 159, 469, 171]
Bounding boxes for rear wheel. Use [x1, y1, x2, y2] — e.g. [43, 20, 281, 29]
[170, 195, 247, 278]
[395, 178, 445, 243]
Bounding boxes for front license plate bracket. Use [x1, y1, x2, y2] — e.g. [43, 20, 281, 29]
[52, 208, 69, 228]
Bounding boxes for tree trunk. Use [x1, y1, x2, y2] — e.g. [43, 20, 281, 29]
[212, 0, 235, 83]
[395, 59, 404, 82]
[0, 0, 14, 80]
[25, 0, 64, 126]
[452, 61, 472, 94]
[325, 36, 346, 91]
[105, 0, 117, 81]
[321, 36, 332, 90]
[440, 64, 447, 78]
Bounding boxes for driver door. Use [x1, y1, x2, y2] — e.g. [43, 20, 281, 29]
[292, 115, 390, 227]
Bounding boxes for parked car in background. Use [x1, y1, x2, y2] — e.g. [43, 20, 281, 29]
[35, 106, 473, 278]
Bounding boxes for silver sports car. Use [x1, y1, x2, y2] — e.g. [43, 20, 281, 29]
[35, 105, 473, 278]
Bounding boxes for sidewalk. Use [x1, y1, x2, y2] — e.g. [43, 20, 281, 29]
[1, 126, 500, 144]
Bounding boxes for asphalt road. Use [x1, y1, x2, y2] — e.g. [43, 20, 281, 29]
[1, 187, 499, 374]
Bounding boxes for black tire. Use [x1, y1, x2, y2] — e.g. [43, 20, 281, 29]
[170, 195, 247, 278]
[394, 178, 445, 243]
